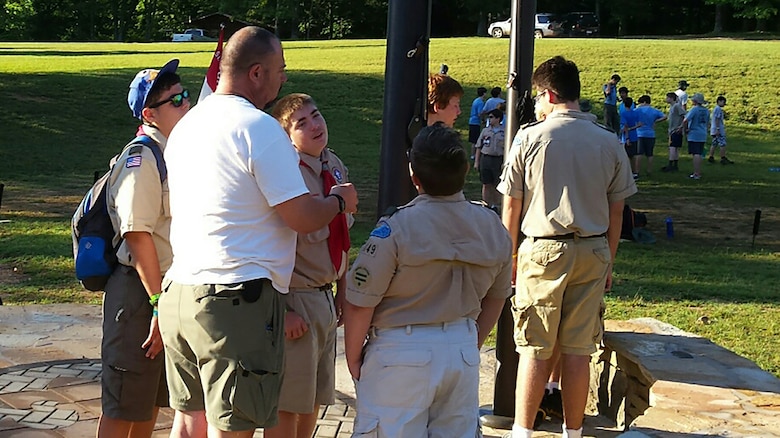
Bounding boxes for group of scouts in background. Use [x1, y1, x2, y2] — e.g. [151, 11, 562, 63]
[605, 75, 732, 181]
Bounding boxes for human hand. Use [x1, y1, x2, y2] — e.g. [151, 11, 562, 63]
[347, 358, 362, 381]
[605, 270, 613, 292]
[142, 315, 164, 360]
[285, 311, 309, 340]
[330, 183, 358, 214]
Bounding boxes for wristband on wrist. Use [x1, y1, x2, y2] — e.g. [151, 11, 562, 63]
[328, 193, 346, 214]
[149, 293, 161, 307]
[152, 308, 159, 317]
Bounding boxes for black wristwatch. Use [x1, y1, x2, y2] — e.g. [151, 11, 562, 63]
[328, 193, 345, 214]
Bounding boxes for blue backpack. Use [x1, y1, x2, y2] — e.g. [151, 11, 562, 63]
[71, 135, 167, 291]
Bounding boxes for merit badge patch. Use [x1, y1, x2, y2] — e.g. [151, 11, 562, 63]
[353, 267, 370, 288]
[125, 155, 142, 168]
[333, 168, 343, 183]
[369, 221, 391, 239]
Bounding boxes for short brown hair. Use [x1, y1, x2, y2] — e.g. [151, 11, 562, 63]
[411, 122, 468, 196]
[531, 56, 580, 102]
[271, 93, 317, 132]
[428, 74, 464, 114]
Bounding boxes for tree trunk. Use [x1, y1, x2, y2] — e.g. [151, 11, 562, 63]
[713, 3, 723, 33]
[757, 17, 767, 31]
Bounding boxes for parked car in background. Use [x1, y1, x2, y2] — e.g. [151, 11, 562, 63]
[171, 28, 211, 42]
[487, 13, 562, 39]
[559, 12, 600, 37]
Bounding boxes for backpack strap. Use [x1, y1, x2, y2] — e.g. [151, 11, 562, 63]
[132, 135, 167, 183]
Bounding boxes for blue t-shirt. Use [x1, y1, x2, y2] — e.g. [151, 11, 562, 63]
[685, 105, 710, 142]
[469, 97, 485, 125]
[618, 101, 636, 113]
[603, 83, 617, 105]
[634, 105, 666, 138]
[710, 105, 725, 136]
[620, 109, 640, 143]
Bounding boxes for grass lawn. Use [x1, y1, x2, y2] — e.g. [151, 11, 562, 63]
[1, 38, 779, 376]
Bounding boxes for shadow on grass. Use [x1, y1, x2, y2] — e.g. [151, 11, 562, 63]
[0, 49, 217, 57]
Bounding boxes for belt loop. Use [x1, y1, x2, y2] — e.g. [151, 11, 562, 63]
[442, 321, 449, 331]
[405, 325, 412, 335]
[370, 327, 377, 338]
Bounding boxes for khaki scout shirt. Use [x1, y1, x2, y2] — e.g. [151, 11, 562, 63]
[497, 109, 637, 238]
[346, 192, 513, 328]
[107, 126, 172, 273]
[477, 126, 506, 156]
[290, 148, 353, 288]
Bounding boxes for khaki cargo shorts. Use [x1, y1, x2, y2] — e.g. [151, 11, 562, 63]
[278, 288, 337, 413]
[101, 265, 168, 421]
[158, 278, 285, 432]
[511, 236, 610, 359]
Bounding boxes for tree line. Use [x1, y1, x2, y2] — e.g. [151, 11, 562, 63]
[1, 0, 777, 42]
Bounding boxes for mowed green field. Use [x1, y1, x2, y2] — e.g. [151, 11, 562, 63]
[1, 38, 779, 375]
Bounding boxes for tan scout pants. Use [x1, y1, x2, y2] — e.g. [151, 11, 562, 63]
[352, 318, 482, 438]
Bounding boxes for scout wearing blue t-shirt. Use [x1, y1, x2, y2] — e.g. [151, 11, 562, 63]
[619, 97, 641, 178]
[684, 93, 710, 179]
[633, 95, 667, 177]
[469, 87, 487, 158]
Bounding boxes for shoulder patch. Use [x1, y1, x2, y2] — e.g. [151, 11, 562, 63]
[520, 119, 544, 130]
[369, 221, 392, 239]
[128, 145, 144, 155]
[125, 155, 142, 168]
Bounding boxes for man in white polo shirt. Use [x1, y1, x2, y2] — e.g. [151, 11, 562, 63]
[158, 26, 357, 438]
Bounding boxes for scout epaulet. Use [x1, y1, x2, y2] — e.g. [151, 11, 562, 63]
[593, 120, 615, 134]
[381, 205, 399, 218]
[128, 145, 145, 155]
[520, 119, 544, 130]
[470, 200, 491, 209]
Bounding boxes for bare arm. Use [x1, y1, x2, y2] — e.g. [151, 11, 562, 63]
[605, 199, 625, 291]
[334, 275, 346, 326]
[275, 183, 357, 234]
[343, 301, 375, 380]
[476, 296, 505, 348]
[124, 231, 163, 360]
[502, 195, 523, 254]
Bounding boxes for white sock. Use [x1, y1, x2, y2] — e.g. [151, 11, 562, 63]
[562, 425, 583, 438]
[511, 424, 534, 438]
[545, 381, 559, 391]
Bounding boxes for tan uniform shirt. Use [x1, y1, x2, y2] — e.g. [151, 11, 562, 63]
[107, 126, 172, 274]
[290, 148, 353, 288]
[497, 109, 637, 237]
[346, 192, 513, 328]
[477, 126, 506, 156]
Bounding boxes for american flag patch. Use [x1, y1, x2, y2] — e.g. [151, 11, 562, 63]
[126, 156, 142, 168]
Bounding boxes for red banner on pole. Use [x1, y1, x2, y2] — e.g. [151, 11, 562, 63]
[198, 25, 225, 103]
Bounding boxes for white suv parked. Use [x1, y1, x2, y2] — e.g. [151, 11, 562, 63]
[488, 14, 562, 39]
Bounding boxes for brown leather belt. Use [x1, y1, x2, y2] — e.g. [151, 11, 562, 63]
[533, 232, 606, 240]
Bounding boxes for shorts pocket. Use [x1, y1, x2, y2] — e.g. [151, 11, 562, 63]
[460, 347, 480, 367]
[231, 352, 283, 428]
[361, 348, 431, 408]
[353, 415, 379, 437]
[592, 246, 612, 265]
[529, 240, 565, 267]
[510, 296, 533, 348]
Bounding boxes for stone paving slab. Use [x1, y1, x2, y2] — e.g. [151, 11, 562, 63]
[0, 304, 620, 437]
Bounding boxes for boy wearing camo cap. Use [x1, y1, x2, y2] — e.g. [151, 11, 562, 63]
[265, 93, 353, 438]
[344, 123, 512, 437]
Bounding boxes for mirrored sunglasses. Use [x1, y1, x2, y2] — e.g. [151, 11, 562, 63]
[149, 89, 190, 109]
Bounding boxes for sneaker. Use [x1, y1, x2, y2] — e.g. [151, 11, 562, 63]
[689, 173, 701, 180]
[708, 156, 715, 163]
[721, 157, 734, 164]
[633, 173, 640, 180]
[661, 166, 670, 172]
[540, 388, 564, 419]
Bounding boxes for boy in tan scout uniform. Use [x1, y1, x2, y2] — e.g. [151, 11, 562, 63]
[97, 59, 190, 438]
[267, 93, 352, 438]
[499, 56, 636, 438]
[344, 123, 512, 437]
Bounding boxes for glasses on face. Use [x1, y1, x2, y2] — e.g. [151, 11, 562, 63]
[149, 89, 190, 109]
[534, 90, 548, 103]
